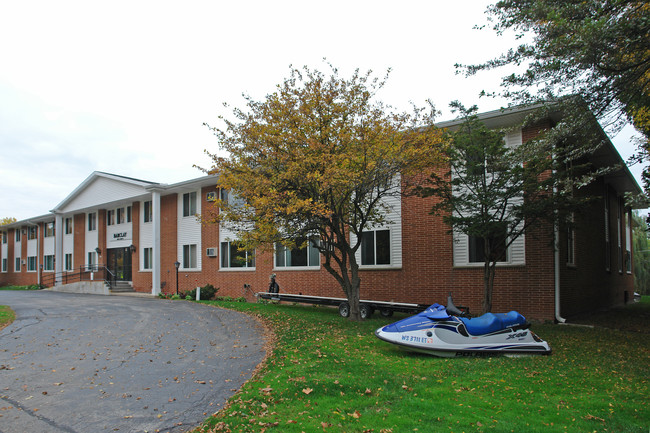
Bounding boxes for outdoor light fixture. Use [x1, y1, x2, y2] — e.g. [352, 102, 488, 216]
[174, 260, 181, 295]
[129, 244, 136, 253]
[95, 247, 101, 256]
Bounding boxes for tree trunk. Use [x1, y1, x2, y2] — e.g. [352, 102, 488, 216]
[482, 261, 496, 314]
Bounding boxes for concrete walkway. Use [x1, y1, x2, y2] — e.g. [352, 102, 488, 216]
[0, 291, 267, 433]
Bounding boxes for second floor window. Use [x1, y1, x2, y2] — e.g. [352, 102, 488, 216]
[183, 192, 197, 217]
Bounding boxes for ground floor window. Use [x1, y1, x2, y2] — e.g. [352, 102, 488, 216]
[468, 228, 508, 264]
[27, 256, 37, 272]
[361, 229, 391, 265]
[44, 255, 55, 271]
[221, 241, 255, 269]
[275, 237, 320, 268]
[183, 244, 197, 269]
[87, 251, 97, 270]
[1, 258, 6, 272]
[143, 247, 153, 270]
[15, 257, 21, 272]
[65, 253, 73, 271]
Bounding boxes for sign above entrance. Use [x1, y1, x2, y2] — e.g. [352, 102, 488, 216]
[108, 228, 132, 243]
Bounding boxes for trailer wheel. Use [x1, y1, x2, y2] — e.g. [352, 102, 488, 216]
[338, 302, 350, 318]
[360, 304, 373, 319]
[380, 309, 394, 318]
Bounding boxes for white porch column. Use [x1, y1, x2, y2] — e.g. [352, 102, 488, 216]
[54, 214, 63, 285]
[151, 190, 162, 295]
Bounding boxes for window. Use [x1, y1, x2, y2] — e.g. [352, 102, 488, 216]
[65, 218, 73, 234]
[117, 208, 125, 224]
[183, 192, 197, 217]
[183, 244, 197, 269]
[44, 255, 54, 271]
[468, 230, 508, 264]
[88, 213, 97, 231]
[2, 231, 6, 244]
[15, 257, 21, 272]
[221, 241, 255, 268]
[65, 254, 73, 271]
[1, 258, 6, 272]
[127, 206, 132, 223]
[87, 252, 97, 269]
[27, 256, 37, 272]
[143, 201, 152, 223]
[107, 210, 115, 226]
[275, 237, 320, 268]
[361, 230, 391, 265]
[15, 229, 21, 242]
[143, 247, 153, 270]
[27, 226, 37, 240]
[44, 222, 55, 237]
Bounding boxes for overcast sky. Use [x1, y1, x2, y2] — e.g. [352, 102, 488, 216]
[0, 0, 644, 221]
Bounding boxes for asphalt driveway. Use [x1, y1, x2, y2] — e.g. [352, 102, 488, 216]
[0, 291, 267, 433]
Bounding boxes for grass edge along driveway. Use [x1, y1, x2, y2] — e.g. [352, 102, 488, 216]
[193, 298, 649, 433]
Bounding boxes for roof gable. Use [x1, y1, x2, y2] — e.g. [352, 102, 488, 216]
[52, 172, 159, 214]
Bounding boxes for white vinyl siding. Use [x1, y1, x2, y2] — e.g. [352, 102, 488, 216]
[140, 200, 153, 271]
[350, 176, 403, 269]
[452, 129, 526, 267]
[178, 191, 201, 270]
[86, 212, 99, 266]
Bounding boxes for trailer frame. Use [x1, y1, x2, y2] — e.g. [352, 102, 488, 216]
[255, 291, 430, 319]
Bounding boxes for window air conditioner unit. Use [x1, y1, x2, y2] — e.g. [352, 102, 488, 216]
[21, 260, 26, 265]
[206, 248, 217, 257]
[206, 191, 217, 201]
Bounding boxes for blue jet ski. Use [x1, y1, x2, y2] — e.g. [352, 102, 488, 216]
[375, 295, 551, 357]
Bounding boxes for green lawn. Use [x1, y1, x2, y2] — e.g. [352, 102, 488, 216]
[0, 305, 15, 331]
[0, 284, 42, 291]
[193, 299, 649, 433]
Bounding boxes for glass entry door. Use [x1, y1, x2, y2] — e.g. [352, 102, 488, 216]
[106, 247, 132, 281]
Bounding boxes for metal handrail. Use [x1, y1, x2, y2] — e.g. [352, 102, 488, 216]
[41, 264, 114, 288]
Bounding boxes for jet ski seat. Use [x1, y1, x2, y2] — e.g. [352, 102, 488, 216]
[460, 311, 526, 336]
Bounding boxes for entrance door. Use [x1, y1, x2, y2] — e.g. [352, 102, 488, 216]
[106, 247, 132, 281]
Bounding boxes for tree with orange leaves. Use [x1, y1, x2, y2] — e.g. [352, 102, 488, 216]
[203, 63, 447, 320]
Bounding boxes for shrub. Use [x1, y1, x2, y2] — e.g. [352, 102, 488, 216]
[235, 297, 247, 303]
[171, 294, 181, 300]
[181, 284, 219, 300]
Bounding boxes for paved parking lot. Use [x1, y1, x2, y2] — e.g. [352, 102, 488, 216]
[0, 291, 267, 433]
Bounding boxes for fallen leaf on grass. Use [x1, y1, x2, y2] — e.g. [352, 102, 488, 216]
[302, 388, 313, 395]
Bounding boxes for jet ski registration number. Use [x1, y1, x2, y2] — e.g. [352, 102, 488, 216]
[402, 335, 433, 344]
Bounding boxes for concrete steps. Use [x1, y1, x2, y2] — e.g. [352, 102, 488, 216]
[110, 281, 135, 293]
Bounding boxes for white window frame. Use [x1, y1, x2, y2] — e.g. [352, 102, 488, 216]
[274, 237, 320, 270]
[360, 229, 391, 266]
[182, 244, 197, 269]
[1, 258, 6, 273]
[15, 257, 21, 272]
[143, 201, 153, 223]
[65, 218, 73, 235]
[88, 212, 97, 231]
[44, 255, 55, 271]
[143, 247, 153, 270]
[27, 256, 37, 272]
[65, 253, 73, 271]
[220, 241, 255, 270]
[183, 192, 197, 217]
[44, 222, 55, 238]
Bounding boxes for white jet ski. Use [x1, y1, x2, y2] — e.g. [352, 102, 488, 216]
[375, 295, 551, 357]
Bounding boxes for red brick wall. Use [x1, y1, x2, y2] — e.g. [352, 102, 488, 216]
[73, 214, 85, 272]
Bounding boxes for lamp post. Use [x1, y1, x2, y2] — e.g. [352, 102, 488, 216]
[174, 261, 180, 296]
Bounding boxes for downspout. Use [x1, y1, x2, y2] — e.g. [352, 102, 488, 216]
[554, 216, 566, 323]
[553, 169, 566, 323]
